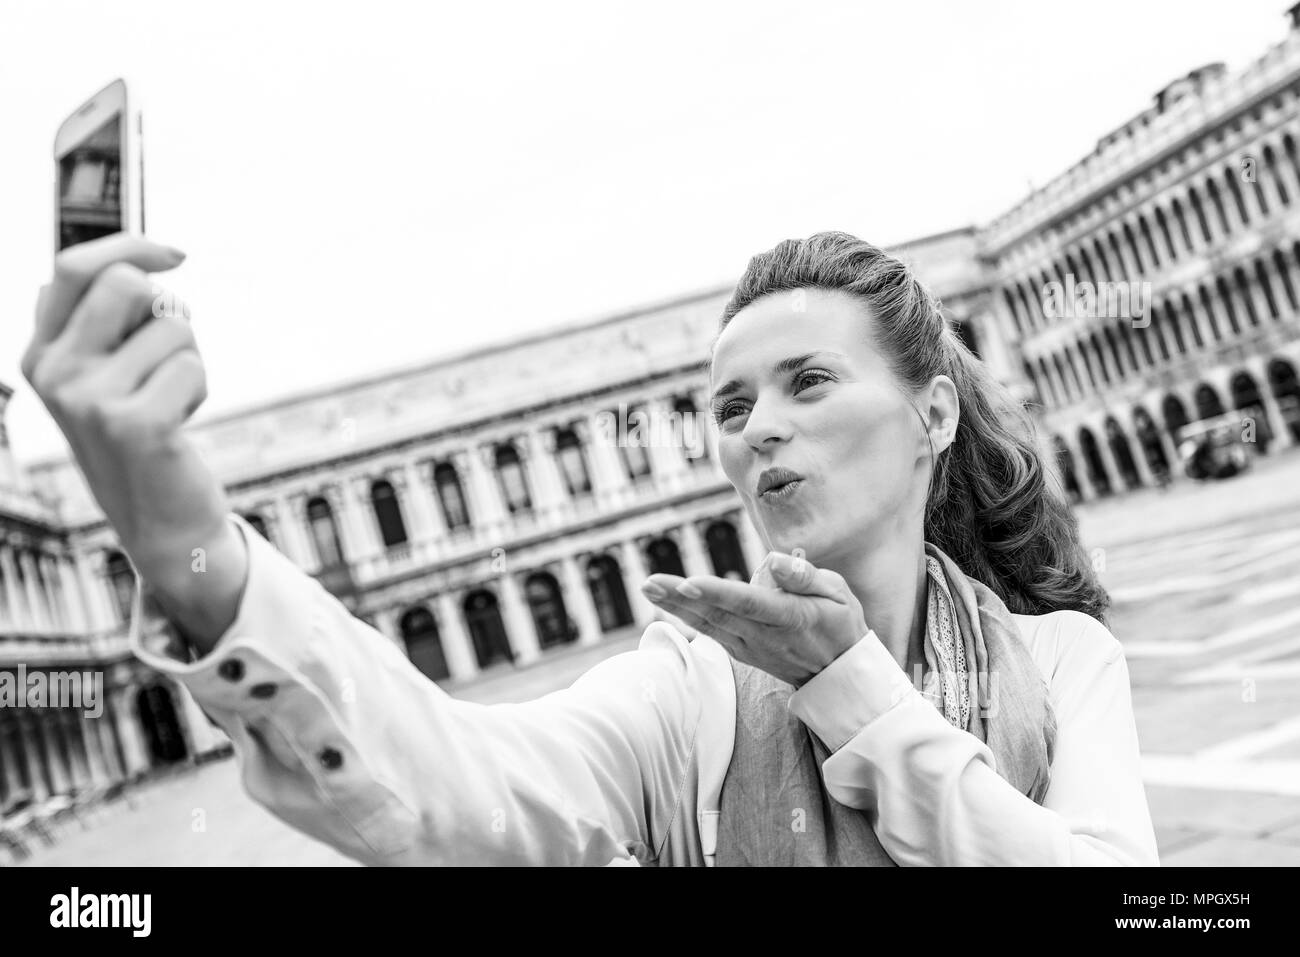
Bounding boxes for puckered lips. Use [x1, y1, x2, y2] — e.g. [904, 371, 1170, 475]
[756, 466, 804, 501]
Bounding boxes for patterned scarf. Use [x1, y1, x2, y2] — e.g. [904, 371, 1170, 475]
[713, 541, 1057, 866]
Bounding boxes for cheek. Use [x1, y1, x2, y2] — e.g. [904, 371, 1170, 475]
[820, 391, 918, 493]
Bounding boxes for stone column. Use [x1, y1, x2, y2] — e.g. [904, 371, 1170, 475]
[321, 483, 365, 564]
[79, 551, 117, 632]
[348, 475, 387, 557]
[1123, 410, 1157, 487]
[678, 521, 713, 577]
[411, 461, 450, 541]
[33, 554, 63, 631]
[434, 592, 479, 681]
[619, 538, 660, 628]
[644, 396, 689, 493]
[1091, 421, 1127, 493]
[55, 556, 89, 632]
[580, 411, 631, 506]
[455, 446, 507, 537]
[0, 547, 28, 631]
[38, 715, 72, 795]
[496, 572, 541, 665]
[1109, 221, 1143, 281]
[1260, 258, 1295, 322]
[18, 717, 50, 801]
[18, 550, 51, 632]
[522, 427, 569, 519]
[1243, 272, 1274, 328]
[78, 711, 111, 787]
[110, 685, 151, 778]
[92, 698, 126, 782]
[560, 553, 604, 646]
[370, 607, 403, 647]
[395, 460, 440, 543]
[273, 493, 317, 568]
[0, 721, 24, 803]
[59, 711, 92, 790]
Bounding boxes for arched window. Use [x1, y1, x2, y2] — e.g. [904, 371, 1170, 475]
[306, 496, 343, 567]
[1254, 260, 1279, 321]
[1194, 383, 1225, 421]
[1214, 277, 1241, 336]
[1272, 250, 1298, 312]
[646, 537, 685, 577]
[1171, 197, 1194, 252]
[1233, 268, 1260, 327]
[494, 443, 532, 513]
[1162, 394, 1190, 446]
[705, 522, 749, 581]
[1003, 289, 1026, 337]
[105, 550, 135, 623]
[587, 555, 633, 631]
[1122, 222, 1145, 273]
[526, 572, 573, 649]
[1263, 145, 1287, 207]
[1154, 207, 1176, 260]
[371, 479, 408, 547]
[400, 605, 449, 682]
[555, 428, 591, 495]
[434, 462, 470, 529]
[1187, 187, 1213, 244]
[1224, 167, 1251, 225]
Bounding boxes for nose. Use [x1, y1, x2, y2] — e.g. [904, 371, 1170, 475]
[740, 392, 793, 452]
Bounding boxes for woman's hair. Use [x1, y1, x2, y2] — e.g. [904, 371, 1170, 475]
[715, 230, 1109, 621]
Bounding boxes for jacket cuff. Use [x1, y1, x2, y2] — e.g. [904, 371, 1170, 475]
[787, 631, 928, 752]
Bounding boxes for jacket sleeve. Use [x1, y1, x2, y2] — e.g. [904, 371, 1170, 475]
[786, 610, 1160, 866]
[127, 513, 704, 866]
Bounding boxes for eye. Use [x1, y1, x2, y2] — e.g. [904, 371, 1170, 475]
[713, 400, 749, 426]
[793, 368, 835, 393]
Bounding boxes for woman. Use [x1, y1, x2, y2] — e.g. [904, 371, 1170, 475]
[25, 231, 1159, 866]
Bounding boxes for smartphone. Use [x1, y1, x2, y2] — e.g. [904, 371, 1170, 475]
[54, 78, 144, 252]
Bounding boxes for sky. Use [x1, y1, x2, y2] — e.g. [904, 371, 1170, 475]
[0, 0, 1291, 464]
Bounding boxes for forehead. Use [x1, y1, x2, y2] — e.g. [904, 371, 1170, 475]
[711, 288, 877, 380]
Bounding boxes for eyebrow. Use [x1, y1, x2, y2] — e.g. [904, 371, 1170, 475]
[710, 352, 847, 404]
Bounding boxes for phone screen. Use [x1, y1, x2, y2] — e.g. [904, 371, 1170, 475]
[57, 111, 123, 251]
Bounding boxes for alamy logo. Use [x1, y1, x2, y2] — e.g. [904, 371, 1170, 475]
[0, 665, 102, 718]
[1041, 274, 1152, 326]
[50, 887, 151, 937]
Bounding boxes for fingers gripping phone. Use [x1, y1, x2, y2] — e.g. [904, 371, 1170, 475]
[54, 78, 145, 252]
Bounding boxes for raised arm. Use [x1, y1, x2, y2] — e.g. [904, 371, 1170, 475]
[131, 515, 709, 865]
[786, 610, 1160, 866]
[22, 234, 708, 866]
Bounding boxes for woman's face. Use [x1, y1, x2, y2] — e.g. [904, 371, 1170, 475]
[709, 288, 930, 567]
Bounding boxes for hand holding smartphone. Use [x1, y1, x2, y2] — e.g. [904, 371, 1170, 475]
[25, 81, 248, 654]
[54, 77, 144, 252]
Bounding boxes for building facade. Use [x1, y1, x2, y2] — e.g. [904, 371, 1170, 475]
[5, 6, 1300, 826]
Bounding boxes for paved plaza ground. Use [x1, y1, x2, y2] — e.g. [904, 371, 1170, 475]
[15, 448, 1300, 867]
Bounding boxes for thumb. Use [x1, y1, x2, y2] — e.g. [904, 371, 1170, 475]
[750, 551, 778, 589]
[769, 552, 842, 601]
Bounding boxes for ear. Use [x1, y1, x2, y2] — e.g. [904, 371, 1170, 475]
[919, 374, 960, 456]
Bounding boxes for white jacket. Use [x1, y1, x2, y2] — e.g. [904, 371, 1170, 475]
[128, 513, 1160, 866]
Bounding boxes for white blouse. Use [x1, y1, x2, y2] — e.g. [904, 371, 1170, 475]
[128, 513, 1161, 867]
